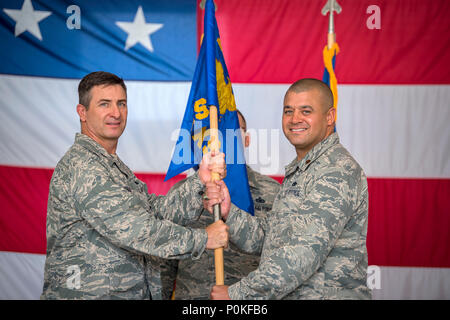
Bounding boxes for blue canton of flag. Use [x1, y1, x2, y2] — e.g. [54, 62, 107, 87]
[165, 0, 254, 215]
[0, 0, 197, 80]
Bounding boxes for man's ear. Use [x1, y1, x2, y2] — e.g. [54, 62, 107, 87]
[327, 107, 336, 126]
[244, 132, 250, 148]
[77, 104, 87, 122]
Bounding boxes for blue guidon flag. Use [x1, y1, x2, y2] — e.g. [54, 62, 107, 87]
[165, 0, 254, 215]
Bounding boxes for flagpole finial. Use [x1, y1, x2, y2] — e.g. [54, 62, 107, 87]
[321, 0, 342, 34]
[200, 0, 217, 11]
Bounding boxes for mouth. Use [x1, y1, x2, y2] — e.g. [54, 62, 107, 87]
[106, 121, 121, 127]
[290, 128, 307, 133]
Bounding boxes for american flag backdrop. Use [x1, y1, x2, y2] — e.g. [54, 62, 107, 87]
[0, 0, 449, 299]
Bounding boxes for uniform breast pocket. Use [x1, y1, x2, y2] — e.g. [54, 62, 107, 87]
[126, 179, 151, 211]
[277, 176, 306, 201]
[276, 185, 305, 211]
[285, 187, 301, 198]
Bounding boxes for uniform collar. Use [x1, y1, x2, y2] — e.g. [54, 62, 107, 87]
[75, 133, 128, 174]
[75, 133, 110, 159]
[285, 132, 340, 176]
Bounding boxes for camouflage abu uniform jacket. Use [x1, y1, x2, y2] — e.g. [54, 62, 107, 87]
[164, 166, 280, 300]
[226, 133, 371, 299]
[41, 133, 207, 300]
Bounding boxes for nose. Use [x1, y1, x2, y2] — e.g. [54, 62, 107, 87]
[291, 108, 303, 124]
[110, 104, 121, 118]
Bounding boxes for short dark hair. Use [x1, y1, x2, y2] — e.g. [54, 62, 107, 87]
[78, 71, 127, 108]
[236, 109, 247, 132]
[286, 78, 334, 112]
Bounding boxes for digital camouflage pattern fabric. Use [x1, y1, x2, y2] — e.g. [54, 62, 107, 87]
[162, 166, 280, 300]
[41, 133, 208, 300]
[226, 133, 371, 299]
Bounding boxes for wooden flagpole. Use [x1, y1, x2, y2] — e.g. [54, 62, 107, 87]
[209, 105, 224, 285]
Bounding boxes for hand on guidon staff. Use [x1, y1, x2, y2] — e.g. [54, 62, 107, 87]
[210, 285, 230, 300]
[198, 151, 226, 185]
[205, 220, 229, 250]
[203, 180, 231, 220]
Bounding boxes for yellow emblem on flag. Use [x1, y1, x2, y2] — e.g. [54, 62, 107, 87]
[216, 59, 236, 116]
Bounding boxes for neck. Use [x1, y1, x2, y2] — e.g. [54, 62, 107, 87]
[296, 128, 334, 161]
[295, 148, 309, 161]
[100, 140, 118, 155]
[81, 128, 118, 155]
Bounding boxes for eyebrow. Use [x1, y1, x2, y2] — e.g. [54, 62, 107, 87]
[96, 99, 127, 103]
[97, 99, 111, 103]
[283, 105, 313, 110]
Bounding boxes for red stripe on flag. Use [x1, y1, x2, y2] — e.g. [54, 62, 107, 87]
[198, 0, 450, 84]
[1, 165, 449, 268]
[367, 178, 450, 268]
[0, 165, 51, 254]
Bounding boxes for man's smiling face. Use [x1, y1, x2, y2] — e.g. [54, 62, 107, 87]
[78, 84, 128, 152]
[282, 88, 335, 160]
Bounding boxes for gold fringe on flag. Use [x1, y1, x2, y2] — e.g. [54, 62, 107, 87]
[323, 42, 340, 120]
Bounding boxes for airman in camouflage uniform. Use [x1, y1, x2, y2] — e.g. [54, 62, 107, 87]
[41, 71, 228, 299]
[208, 79, 371, 300]
[163, 165, 280, 300]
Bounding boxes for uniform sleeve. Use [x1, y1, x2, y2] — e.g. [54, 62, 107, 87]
[148, 173, 205, 226]
[228, 170, 356, 300]
[226, 204, 268, 255]
[75, 165, 208, 260]
[227, 174, 280, 254]
[45, 164, 72, 252]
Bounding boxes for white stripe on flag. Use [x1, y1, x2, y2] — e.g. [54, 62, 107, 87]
[0, 251, 45, 299]
[370, 265, 450, 299]
[1, 75, 449, 178]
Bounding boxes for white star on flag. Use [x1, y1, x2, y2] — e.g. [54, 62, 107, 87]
[115, 6, 163, 53]
[3, 0, 52, 41]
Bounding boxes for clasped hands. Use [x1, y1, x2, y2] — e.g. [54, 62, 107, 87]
[199, 151, 231, 221]
[198, 152, 230, 251]
[199, 151, 232, 300]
